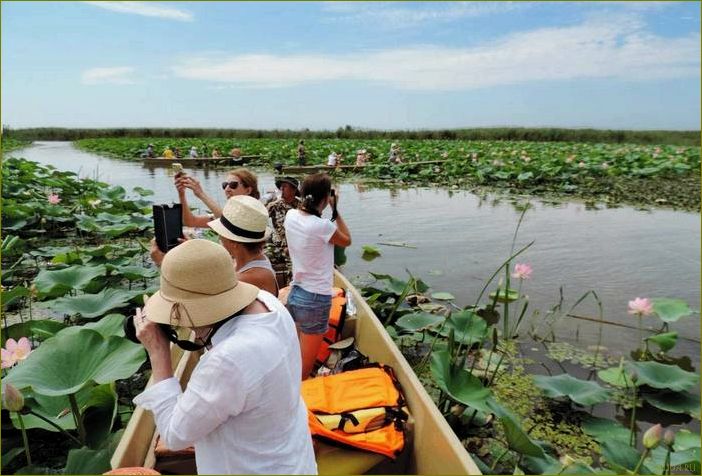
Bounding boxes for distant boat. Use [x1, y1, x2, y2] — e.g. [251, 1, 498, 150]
[142, 155, 262, 167]
[279, 160, 446, 175]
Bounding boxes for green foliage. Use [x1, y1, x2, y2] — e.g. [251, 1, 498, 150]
[533, 374, 611, 406]
[644, 331, 678, 352]
[651, 298, 695, 323]
[361, 245, 381, 261]
[33, 265, 107, 299]
[628, 360, 699, 392]
[39, 288, 140, 318]
[395, 312, 444, 332]
[430, 350, 492, 413]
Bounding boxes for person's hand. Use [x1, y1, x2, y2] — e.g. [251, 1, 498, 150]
[150, 239, 166, 267]
[330, 189, 340, 208]
[133, 306, 170, 355]
[178, 176, 204, 197]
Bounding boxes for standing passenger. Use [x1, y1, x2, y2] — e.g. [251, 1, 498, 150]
[284, 173, 351, 379]
[266, 177, 301, 285]
[297, 140, 306, 166]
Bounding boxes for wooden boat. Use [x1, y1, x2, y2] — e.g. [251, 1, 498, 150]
[279, 160, 446, 175]
[110, 270, 480, 475]
[142, 155, 261, 167]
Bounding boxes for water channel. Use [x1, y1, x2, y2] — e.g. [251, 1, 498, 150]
[10, 141, 701, 366]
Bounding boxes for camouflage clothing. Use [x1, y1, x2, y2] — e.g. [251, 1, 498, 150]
[265, 197, 301, 281]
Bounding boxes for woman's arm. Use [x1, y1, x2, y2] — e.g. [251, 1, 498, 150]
[176, 177, 219, 227]
[329, 214, 351, 247]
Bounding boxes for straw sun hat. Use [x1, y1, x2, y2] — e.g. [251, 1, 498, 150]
[144, 239, 259, 328]
[207, 195, 273, 243]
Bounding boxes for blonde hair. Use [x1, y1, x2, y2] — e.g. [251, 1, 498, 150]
[229, 168, 260, 199]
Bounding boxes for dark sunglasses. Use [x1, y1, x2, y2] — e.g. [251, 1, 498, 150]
[160, 324, 207, 351]
[221, 181, 240, 190]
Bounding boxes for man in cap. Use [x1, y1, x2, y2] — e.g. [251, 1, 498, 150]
[132, 239, 316, 474]
[266, 176, 301, 285]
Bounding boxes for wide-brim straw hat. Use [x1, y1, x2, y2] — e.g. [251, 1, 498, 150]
[207, 195, 272, 243]
[144, 239, 259, 328]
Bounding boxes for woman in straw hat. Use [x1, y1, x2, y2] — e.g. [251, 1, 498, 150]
[208, 195, 278, 296]
[132, 239, 317, 475]
[175, 167, 260, 228]
[284, 173, 351, 379]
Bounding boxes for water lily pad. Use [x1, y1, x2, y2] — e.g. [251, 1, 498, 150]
[431, 292, 455, 301]
[628, 360, 699, 392]
[489, 288, 519, 303]
[34, 265, 107, 298]
[4, 328, 145, 396]
[396, 312, 444, 332]
[644, 331, 678, 352]
[652, 298, 694, 323]
[533, 373, 611, 405]
[40, 288, 140, 318]
[643, 390, 701, 417]
[361, 245, 381, 261]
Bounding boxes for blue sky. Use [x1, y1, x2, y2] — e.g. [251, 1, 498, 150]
[2, 1, 700, 130]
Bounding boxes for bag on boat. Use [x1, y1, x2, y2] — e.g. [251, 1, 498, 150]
[301, 364, 408, 459]
[313, 287, 347, 369]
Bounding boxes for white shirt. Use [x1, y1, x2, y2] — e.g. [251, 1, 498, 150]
[326, 153, 337, 166]
[190, 148, 198, 158]
[133, 291, 317, 475]
[284, 209, 337, 295]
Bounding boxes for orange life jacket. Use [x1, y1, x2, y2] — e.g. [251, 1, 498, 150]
[314, 287, 347, 368]
[301, 365, 408, 459]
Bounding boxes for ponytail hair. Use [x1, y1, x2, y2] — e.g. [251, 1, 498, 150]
[300, 173, 332, 217]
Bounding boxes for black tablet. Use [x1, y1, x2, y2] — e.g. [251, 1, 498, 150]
[153, 204, 183, 253]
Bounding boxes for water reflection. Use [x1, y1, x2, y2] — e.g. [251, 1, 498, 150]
[10, 141, 701, 365]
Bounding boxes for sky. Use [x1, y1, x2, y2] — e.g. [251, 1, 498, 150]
[2, 1, 700, 130]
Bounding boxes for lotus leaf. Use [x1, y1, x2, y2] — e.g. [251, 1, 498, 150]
[648, 446, 701, 476]
[487, 399, 546, 457]
[396, 312, 444, 332]
[82, 383, 118, 448]
[643, 390, 701, 417]
[369, 272, 409, 295]
[430, 350, 492, 413]
[652, 298, 694, 323]
[361, 245, 381, 261]
[1, 319, 67, 347]
[4, 328, 145, 396]
[673, 430, 702, 451]
[489, 288, 520, 303]
[1, 448, 25, 470]
[581, 415, 630, 444]
[627, 361, 699, 392]
[417, 302, 446, 313]
[51, 251, 84, 265]
[431, 292, 455, 301]
[34, 264, 107, 298]
[57, 314, 126, 339]
[63, 445, 113, 475]
[1, 286, 30, 309]
[597, 365, 636, 388]
[533, 373, 611, 406]
[111, 265, 159, 281]
[29, 245, 73, 258]
[99, 185, 127, 201]
[40, 287, 140, 318]
[133, 186, 154, 196]
[600, 439, 652, 474]
[439, 309, 488, 345]
[644, 331, 678, 352]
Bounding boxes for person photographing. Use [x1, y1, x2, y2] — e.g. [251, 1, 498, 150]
[284, 173, 351, 379]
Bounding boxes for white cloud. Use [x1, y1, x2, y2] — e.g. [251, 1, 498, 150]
[84, 1, 193, 22]
[81, 67, 137, 85]
[172, 16, 700, 91]
[322, 1, 524, 29]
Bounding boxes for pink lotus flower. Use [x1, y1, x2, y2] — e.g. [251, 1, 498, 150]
[47, 193, 61, 204]
[1, 337, 32, 369]
[627, 297, 653, 317]
[511, 263, 533, 280]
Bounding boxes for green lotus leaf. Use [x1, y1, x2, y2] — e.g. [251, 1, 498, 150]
[581, 415, 630, 444]
[533, 373, 611, 406]
[396, 312, 444, 332]
[34, 265, 107, 298]
[100, 222, 140, 238]
[57, 314, 126, 339]
[600, 439, 652, 474]
[1, 448, 25, 470]
[673, 430, 702, 451]
[1, 319, 67, 347]
[1, 286, 30, 310]
[488, 399, 546, 458]
[648, 447, 701, 476]
[4, 328, 145, 396]
[598, 365, 637, 388]
[111, 265, 159, 281]
[95, 212, 128, 223]
[628, 361, 699, 392]
[361, 245, 381, 261]
[133, 186, 154, 196]
[98, 185, 127, 201]
[29, 245, 73, 258]
[440, 309, 488, 345]
[489, 287, 520, 303]
[51, 251, 84, 265]
[644, 331, 678, 352]
[643, 390, 701, 417]
[417, 302, 446, 313]
[63, 445, 113, 475]
[430, 350, 492, 414]
[82, 383, 118, 448]
[652, 298, 694, 323]
[40, 288, 140, 318]
[431, 292, 455, 301]
[369, 272, 409, 295]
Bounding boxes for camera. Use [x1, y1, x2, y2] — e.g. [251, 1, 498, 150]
[331, 189, 336, 197]
[123, 315, 169, 344]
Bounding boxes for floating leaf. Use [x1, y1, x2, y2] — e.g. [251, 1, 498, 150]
[652, 298, 694, 323]
[396, 312, 444, 332]
[57, 314, 126, 339]
[34, 265, 107, 298]
[489, 288, 519, 303]
[4, 328, 145, 396]
[40, 288, 139, 318]
[600, 439, 652, 474]
[533, 373, 611, 406]
[431, 292, 455, 301]
[644, 332, 678, 352]
[417, 302, 446, 313]
[1, 320, 67, 347]
[581, 415, 630, 444]
[1, 286, 30, 309]
[598, 365, 636, 388]
[361, 245, 381, 261]
[643, 390, 701, 417]
[628, 361, 699, 392]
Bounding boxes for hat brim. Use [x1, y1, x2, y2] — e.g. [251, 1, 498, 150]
[144, 281, 259, 327]
[275, 178, 299, 189]
[207, 218, 272, 243]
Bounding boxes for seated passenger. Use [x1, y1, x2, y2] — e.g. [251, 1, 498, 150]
[189, 146, 198, 158]
[212, 148, 222, 158]
[326, 152, 338, 167]
[163, 146, 174, 159]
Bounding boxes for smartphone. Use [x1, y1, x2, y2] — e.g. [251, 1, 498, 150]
[153, 204, 184, 253]
[172, 162, 185, 178]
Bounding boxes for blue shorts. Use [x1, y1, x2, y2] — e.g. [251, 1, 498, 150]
[286, 285, 332, 335]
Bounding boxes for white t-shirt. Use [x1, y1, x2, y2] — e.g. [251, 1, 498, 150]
[326, 153, 337, 166]
[134, 290, 317, 475]
[284, 208, 337, 295]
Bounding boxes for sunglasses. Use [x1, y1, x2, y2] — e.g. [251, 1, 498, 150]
[221, 181, 241, 190]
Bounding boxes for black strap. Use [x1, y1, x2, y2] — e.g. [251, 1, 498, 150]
[219, 215, 265, 239]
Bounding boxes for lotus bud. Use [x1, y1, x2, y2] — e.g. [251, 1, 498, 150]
[2, 383, 25, 412]
[450, 404, 465, 417]
[663, 429, 675, 447]
[643, 423, 663, 449]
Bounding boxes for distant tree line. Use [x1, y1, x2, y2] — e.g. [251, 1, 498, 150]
[2, 126, 699, 145]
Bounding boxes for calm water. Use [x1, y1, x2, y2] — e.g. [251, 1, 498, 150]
[11, 142, 701, 364]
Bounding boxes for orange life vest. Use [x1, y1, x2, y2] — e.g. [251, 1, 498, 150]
[314, 287, 346, 368]
[301, 365, 408, 459]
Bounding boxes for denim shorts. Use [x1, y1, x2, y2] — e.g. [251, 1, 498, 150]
[286, 285, 332, 335]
